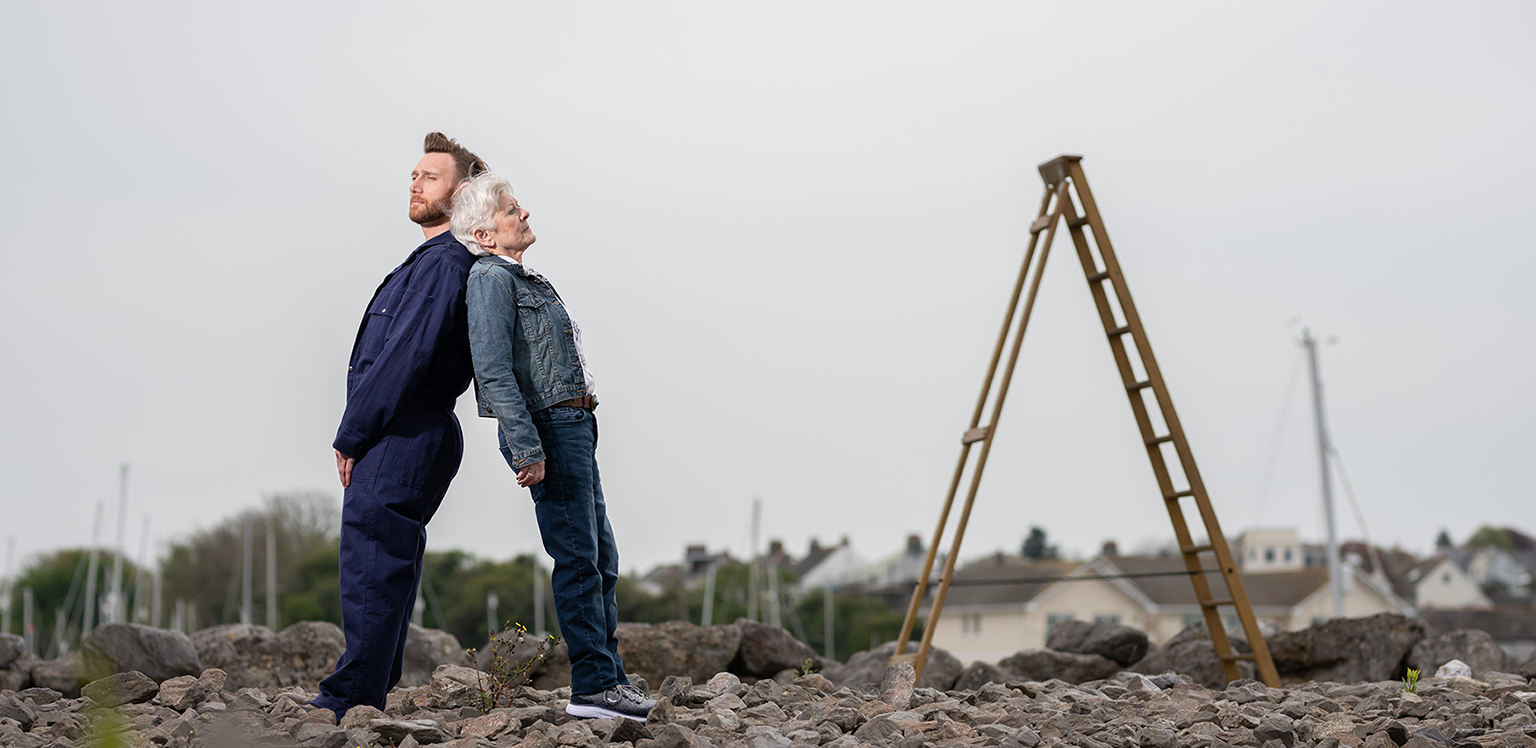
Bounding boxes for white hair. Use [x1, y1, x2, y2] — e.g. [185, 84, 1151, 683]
[450, 172, 514, 257]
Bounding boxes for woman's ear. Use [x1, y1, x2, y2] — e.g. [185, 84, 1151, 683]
[474, 227, 495, 251]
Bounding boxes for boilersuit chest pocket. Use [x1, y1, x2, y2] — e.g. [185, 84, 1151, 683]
[357, 288, 404, 365]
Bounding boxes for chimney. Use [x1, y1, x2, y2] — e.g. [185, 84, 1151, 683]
[1102, 540, 1119, 557]
[769, 540, 784, 558]
[839, 535, 850, 547]
[808, 538, 822, 554]
[907, 534, 923, 555]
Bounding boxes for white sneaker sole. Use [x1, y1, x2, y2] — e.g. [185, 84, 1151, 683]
[565, 702, 649, 723]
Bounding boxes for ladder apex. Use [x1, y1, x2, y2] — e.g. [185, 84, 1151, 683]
[1037, 154, 1084, 185]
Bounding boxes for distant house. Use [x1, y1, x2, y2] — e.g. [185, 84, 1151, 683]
[1404, 556, 1493, 610]
[792, 536, 869, 591]
[925, 528, 1414, 665]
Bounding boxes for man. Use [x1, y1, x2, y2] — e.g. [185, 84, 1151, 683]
[313, 133, 487, 718]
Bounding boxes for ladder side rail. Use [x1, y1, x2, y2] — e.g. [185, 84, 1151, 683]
[894, 187, 1058, 659]
[1064, 162, 1278, 686]
[910, 182, 1068, 682]
[1055, 179, 1242, 681]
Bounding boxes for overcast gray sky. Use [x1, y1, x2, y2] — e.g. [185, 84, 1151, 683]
[2, 2, 1532, 581]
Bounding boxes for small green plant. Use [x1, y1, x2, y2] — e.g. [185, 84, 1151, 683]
[466, 622, 562, 711]
[82, 706, 132, 748]
[794, 658, 819, 677]
[1402, 668, 1420, 693]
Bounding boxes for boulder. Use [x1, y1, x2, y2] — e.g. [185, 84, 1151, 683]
[1046, 620, 1149, 666]
[81, 670, 159, 708]
[400, 624, 466, 688]
[1265, 613, 1426, 683]
[29, 650, 85, 698]
[998, 649, 1121, 684]
[1128, 622, 1254, 688]
[192, 621, 345, 691]
[81, 623, 201, 683]
[829, 641, 963, 691]
[0, 633, 23, 668]
[616, 621, 743, 685]
[954, 661, 1007, 691]
[1518, 652, 1536, 680]
[1407, 629, 1507, 678]
[731, 618, 821, 678]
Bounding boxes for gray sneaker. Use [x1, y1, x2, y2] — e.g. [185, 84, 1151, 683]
[566, 684, 656, 722]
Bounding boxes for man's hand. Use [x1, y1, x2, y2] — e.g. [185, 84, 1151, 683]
[336, 449, 357, 488]
[516, 460, 546, 488]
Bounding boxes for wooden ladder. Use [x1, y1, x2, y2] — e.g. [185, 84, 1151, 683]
[892, 154, 1280, 688]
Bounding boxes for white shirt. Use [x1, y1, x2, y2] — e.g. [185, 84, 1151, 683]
[502, 256, 596, 395]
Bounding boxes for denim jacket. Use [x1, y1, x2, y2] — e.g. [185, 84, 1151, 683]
[466, 256, 591, 468]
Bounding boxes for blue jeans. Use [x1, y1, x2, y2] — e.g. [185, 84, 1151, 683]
[315, 404, 463, 717]
[501, 406, 627, 696]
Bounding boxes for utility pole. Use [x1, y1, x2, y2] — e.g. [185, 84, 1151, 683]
[109, 464, 128, 624]
[266, 522, 278, 630]
[1303, 328, 1345, 619]
[152, 570, 162, 628]
[22, 588, 34, 654]
[83, 503, 103, 638]
[748, 499, 761, 622]
[824, 585, 835, 660]
[700, 561, 717, 627]
[766, 555, 782, 628]
[533, 560, 545, 637]
[2, 536, 13, 635]
[486, 591, 499, 638]
[240, 519, 253, 625]
[132, 517, 151, 623]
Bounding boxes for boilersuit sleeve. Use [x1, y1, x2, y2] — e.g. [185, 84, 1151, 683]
[333, 255, 466, 458]
[465, 270, 545, 468]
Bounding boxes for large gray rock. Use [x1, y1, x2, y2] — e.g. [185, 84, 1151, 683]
[1266, 613, 1426, 683]
[616, 621, 743, 686]
[80, 671, 158, 707]
[0, 633, 23, 668]
[954, 661, 1007, 691]
[192, 621, 345, 691]
[1129, 622, 1254, 688]
[1046, 620, 1150, 666]
[1407, 629, 1507, 678]
[81, 623, 201, 683]
[400, 624, 466, 688]
[829, 641, 963, 691]
[998, 649, 1121, 684]
[731, 618, 820, 678]
[30, 650, 85, 698]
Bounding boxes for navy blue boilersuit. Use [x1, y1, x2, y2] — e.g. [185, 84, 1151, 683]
[314, 230, 477, 717]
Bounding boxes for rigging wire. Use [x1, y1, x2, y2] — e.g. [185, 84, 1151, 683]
[1252, 347, 1305, 526]
[1329, 444, 1388, 583]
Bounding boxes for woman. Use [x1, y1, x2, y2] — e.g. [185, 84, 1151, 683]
[451, 173, 654, 723]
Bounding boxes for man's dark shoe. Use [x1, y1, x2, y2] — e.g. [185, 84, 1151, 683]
[566, 684, 656, 722]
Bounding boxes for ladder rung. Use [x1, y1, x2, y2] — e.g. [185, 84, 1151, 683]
[1108, 325, 1131, 337]
[961, 426, 990, 445]
[1219, 653, 1257, 663]
[1029, 215, 1054, 234]
[1087, 270, 1111, 283]
[1181, 544, 1213, 555]
[1145, 434, 1174, 446]
[1201, 598, 1234, 608]
[1163, 489, 1195, 501]
[1067, 215, 1089, 228]
[1126, 380, 1152, 392]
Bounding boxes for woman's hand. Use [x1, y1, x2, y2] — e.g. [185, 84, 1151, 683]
[517, 460, 546, 487]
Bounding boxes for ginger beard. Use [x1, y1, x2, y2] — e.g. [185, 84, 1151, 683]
[409, 193, 450, 226]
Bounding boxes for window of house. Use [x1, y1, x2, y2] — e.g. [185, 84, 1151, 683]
[1047, 613, 1076, 637]
[1248, 548, 1256, 561]
[1284, 549, 1293, 562]
[961, 613, 983, 636]
[1264, 548, 1275, 563]
[1094, 614, 1121, 625]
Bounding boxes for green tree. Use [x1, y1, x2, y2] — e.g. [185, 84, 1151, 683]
[160, 491, 339, 631]
[5, 549, 141, 656]
[1022, 526, 1058, 560]
[794, 588, 910, 663]
[1465, 526, 1513, 550]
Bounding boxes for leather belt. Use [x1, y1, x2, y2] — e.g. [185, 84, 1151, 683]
[548, 395, 598, 411]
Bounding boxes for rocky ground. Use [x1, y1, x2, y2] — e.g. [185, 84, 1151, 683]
[3, 656, 1536, 748]
[3, 615, 1535, 748]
